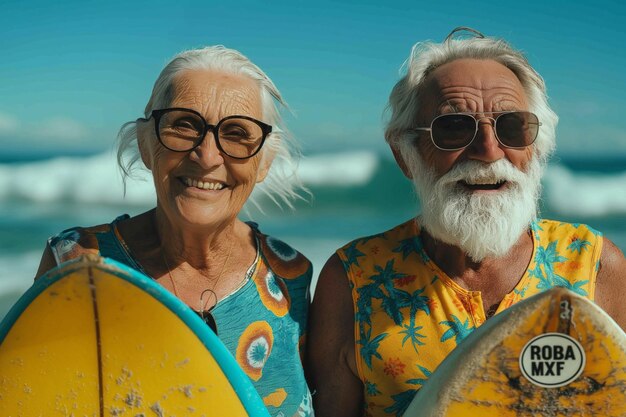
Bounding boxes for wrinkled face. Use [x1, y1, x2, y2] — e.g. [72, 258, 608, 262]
[138, 69, 271, 229]
[415, 58, 533, 180]
[394, 59, 543, 260]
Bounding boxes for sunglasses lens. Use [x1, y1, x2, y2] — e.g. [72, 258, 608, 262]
[496, 112, 539, 147]
[431, 114, 477, 150]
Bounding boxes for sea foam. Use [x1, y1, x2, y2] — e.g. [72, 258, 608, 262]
[0, 151, 379, 206]
[543, 164, 626, 217]
[0, 153, 155, 206]
[0, 152, 624, 217]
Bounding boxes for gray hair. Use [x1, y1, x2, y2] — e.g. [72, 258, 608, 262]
[117, 45, 302, 208]
[385, 30, 558, 170]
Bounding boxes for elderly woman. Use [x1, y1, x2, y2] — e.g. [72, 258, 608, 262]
[35, 46, 313, 417]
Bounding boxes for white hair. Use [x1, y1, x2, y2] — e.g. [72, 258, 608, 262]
[385, 33, 558, 170]
[117, 45, 302, 208]
[386, 30, 556, 259]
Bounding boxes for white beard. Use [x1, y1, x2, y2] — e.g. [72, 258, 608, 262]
[410, 157, 543, 262]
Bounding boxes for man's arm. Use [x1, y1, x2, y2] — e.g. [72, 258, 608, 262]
[306, 254, 363, 417]
[594, 238, 626, 331]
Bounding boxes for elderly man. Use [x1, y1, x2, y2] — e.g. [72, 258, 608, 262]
[306, 28, 626, 417]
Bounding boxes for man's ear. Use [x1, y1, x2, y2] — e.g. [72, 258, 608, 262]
[137, 121, 153, 170]
[256, 149, 275, 183]
[391, 145, 413, 179]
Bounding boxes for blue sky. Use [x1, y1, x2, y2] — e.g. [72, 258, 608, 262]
[1, 0, 625, 158]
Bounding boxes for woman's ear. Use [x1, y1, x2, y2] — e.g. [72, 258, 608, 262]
[391, 145, 413, 179]
[256, 148, 275, 183]
[137, 121, 153, 170]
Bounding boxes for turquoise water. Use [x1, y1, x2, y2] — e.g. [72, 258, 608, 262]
[1, 152, 625, 320]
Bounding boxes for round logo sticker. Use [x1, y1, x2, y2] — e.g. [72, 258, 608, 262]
[519, 333, 585, 388]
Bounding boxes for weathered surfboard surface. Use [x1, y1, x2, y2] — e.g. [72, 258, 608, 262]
[0, 255, 270, 417]
[403, 287, 626, 417]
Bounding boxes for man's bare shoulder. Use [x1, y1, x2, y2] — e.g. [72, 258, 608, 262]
[595, 238, 626, 330]
[307, 254, 363, 417]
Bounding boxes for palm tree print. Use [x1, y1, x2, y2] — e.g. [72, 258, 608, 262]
[529, 264, 553, 291]
[380, 294, 405, 325]
[529, 220, 543, 241]
[396, 287, 431, 319]
[364, 260, 409, 324]
[535, 240, 568, 278]
[552, 275, 589, 296]
[567, 237, 591, 253]
[399, 321, 426, 353]
[358, 261, 432, 326]
[513, 286, 528, 298]
[384, 389, 418, 417]
[393, 237, 428, 262]
[558, 222, 601, 236]
[440, 314, 474, 344]
[405, 365, 432, 386]
[343, 241, 366, 267]
[365, 380, 381, 396]
[383, 365, 432, 417]
[370, 260, 408, 295]
[356, 284, 383, 327]
[531, 240, 588, 296]
[358, 326, 388, 370]
[385, 365, 432, 417]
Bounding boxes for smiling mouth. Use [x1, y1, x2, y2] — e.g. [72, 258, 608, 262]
[459, 180, 507, 191]
[180, 177, 226, 191]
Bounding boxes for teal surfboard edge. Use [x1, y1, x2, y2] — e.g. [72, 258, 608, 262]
[0, 256, 271, 417]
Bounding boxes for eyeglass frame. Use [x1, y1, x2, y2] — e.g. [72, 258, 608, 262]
[139, 107, 273, 160]
[409, 111, 542, 152]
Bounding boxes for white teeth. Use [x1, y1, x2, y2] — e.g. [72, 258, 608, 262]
[465, 179, 502, 185]
[183, 178, 224, 190]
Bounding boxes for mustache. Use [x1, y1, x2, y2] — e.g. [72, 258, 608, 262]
[435, 159, 528, 189]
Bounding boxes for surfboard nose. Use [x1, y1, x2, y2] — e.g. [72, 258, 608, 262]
[402, 287, 626, 417]
[0, 256, 271, 417]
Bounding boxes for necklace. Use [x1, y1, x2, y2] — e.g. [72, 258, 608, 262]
[161, 237, 235, 312]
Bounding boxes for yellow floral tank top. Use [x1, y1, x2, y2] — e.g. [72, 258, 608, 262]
[336, 218, 602, 417]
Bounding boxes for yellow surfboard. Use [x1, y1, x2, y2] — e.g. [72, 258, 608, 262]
[403, 287, 626, 417]
[0, 255, 270, 417]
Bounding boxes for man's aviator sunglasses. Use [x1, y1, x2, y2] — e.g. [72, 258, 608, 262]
[410, 111, 541, 151]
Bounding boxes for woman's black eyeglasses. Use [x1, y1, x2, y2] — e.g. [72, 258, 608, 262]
[140, 107, 272, 159]
[410, 111, 541, 151]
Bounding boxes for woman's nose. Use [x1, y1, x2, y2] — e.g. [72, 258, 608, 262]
[188, 129, 225, 168]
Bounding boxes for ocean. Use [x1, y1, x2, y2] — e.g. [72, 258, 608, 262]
[1, 150, 625, 321]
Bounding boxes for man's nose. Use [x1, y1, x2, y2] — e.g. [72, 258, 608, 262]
[467, 117, 505, 162]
